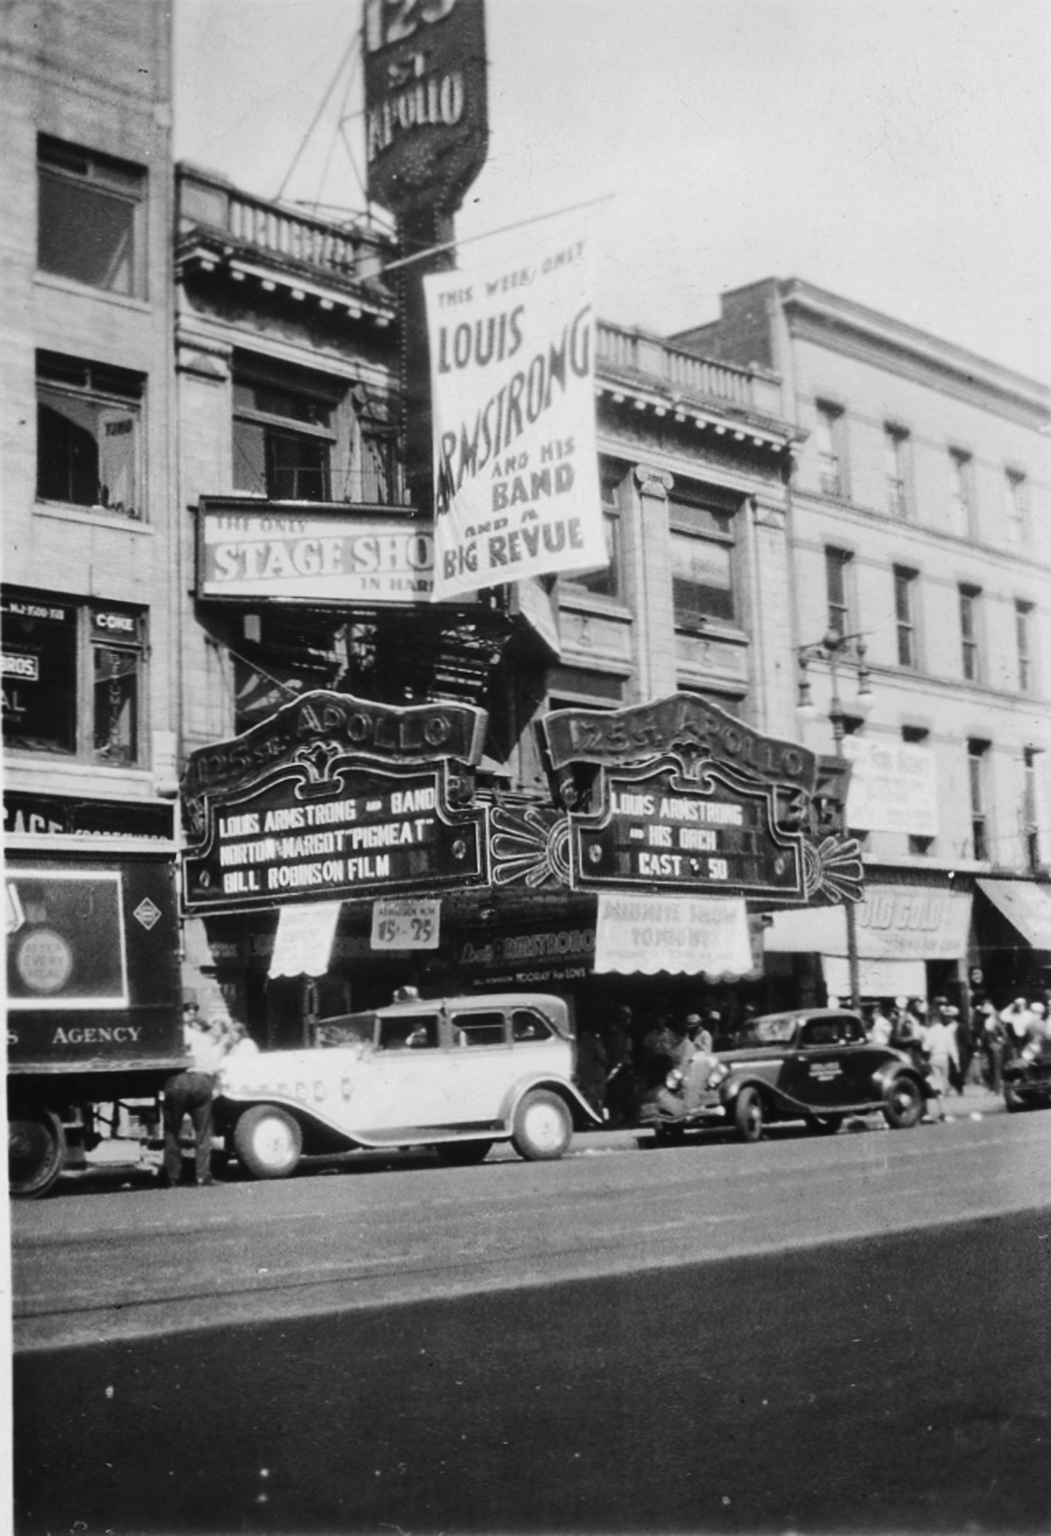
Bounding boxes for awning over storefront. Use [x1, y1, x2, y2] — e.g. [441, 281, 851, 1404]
[593, 893, 756, 977]
[976, 879, 1051, 951]
[766, 885, 972, 962]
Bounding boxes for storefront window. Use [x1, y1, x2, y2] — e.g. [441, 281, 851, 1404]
[2, 596, 77, 753]
[2, 590, 144, 764]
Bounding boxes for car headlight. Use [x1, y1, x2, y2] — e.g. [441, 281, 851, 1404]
[706, 1061, 729, 1089]
[665, 1068, 684, 1090]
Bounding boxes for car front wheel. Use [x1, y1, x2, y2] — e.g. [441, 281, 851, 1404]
[882, 1076, 924, 1130]
[511, 1090, 573, 1161]
[234, 1105, 303, 1179]
[734, 1087, 764, 1143]
[810, 1114, 843, 1136]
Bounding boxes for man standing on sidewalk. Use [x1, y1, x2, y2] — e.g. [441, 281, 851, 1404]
[160, 1005, 230, 1188]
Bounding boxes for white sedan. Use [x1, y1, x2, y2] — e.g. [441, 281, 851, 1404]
[214, 992, 600, 1178]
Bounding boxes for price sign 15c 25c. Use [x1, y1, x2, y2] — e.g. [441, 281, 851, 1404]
[371, 898, 441, 950]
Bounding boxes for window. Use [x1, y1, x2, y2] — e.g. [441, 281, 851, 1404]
[378, 1014, 440, 1051]
[512, 1009, 553, 1042]
[359, 428, 397, 505]
[449, 1011, 507, 1047]
[36, 353, 143, 519]
[233, 375, 334, 502]
[968, 740, 988, 860]
[959, 585, 981, 682]
[815, 403, 845, 497]
[948, 449, 973, 536]
[1016, 601, 1033, 693]
[824, 547, 853, 637]
[893, 566, 918, 668]
[1023, 748, 1041, 872]
[38, 136, 145, 297]
[884, 426, 908, 517]
[2, 589, 145, 764]
[1006, 470, 1028, 546]
[568, 465, 622, 597]
[669, 497, 736, 626]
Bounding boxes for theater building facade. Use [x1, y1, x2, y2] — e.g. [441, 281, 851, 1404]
[173, 168, 858, 1043]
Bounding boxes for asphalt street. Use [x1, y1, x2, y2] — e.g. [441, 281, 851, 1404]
[11, 1102, 1051, 1534]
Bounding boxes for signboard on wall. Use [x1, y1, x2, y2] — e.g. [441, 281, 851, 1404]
[196, 501, 436, 606]
[541, 693, 864, 908]
[181, 691, 490, 915]
[425, 228, 605, 600]
[570, 762, 804, 897]
[842, 737, 939, 837]
[183, 760, 488, 914]
[362, 0, 488, 216]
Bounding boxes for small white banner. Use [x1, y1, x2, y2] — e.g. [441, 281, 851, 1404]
[593, 892, 752, 976]
[269, 900, 342, 978]
[425, 227, 606, 600]
[842, 737, 939, 837]
[371, 897, 441, 950]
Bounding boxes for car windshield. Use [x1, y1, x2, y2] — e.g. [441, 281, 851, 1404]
[729, 1016, 798, 1047]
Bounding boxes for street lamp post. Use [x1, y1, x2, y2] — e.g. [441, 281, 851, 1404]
[797, 631, 872, 1012]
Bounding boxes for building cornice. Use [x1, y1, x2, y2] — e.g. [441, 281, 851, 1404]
[778, 278, 1049, 426]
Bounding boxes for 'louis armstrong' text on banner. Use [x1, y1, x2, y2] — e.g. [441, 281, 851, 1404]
[425, 231, 606, 600]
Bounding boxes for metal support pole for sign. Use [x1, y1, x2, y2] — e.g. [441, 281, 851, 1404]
[797, 630, 872, 1011]
[396, 206, 455, 521]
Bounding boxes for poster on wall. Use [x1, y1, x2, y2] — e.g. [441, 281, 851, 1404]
[842, 737, 939, 837]
[425, 228, 606, 600]
[269, 901, 343, 978]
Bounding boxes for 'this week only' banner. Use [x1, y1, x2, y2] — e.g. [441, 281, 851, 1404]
[425, 229, 606, 600]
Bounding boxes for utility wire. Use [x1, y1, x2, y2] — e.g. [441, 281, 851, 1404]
[380, 192, 617, 276]
[275, 29, 358, 204]
[315, 42, 359, 211]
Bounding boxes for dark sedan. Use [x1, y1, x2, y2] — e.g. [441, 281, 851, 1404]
[638, 1008, 933, 1144]
[1003, 1036, 1051, 1112]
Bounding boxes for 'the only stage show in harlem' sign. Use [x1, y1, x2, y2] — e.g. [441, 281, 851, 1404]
[425, 229, 606, 600]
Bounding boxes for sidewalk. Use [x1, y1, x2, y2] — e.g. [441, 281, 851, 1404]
[935, 1080, 1005, 1121]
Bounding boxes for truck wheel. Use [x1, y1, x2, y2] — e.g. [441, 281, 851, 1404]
[734, 1087, 765, 1143]
[9, 1110, 65, 1199]
[234, 1106, 302, 1179]
[511, 1090, 573, 1161]
[883, 1076, 924, 1129]
[436, 1140, 493, 1165]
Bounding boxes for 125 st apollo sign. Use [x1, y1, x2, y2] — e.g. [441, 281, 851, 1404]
[363, 0, 488, 216]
